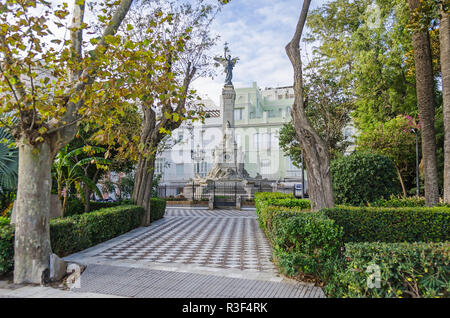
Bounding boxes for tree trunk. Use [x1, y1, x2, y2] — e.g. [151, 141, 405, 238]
[441, 7, 450, 203]
[408, 0, 440, 206]
[286, 0, 334, 211]
[132, 154, 155, 226]
[14, 139, 53, 284]
[396, 166, 407, 197]
[83, 183, 91, 213]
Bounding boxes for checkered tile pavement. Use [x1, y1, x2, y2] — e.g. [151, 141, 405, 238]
[96, 208, 276, 271]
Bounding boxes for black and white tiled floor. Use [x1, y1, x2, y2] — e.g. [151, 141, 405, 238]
[96, 208, 275, 271]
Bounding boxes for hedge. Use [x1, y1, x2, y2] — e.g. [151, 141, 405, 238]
[271, 210, 343, 284]
[254, 192, 450, 297]
[150, 197, 166, 222]
[0, 205, 145, 275]
[323, 206, 450, 243]
[325, 242, 450, 298]
[330, 152, 400, 205]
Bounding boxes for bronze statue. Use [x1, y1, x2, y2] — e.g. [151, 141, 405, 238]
[214, 43, 239, 86]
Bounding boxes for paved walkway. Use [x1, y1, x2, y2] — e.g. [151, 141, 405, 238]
[1, 208, 325, 298]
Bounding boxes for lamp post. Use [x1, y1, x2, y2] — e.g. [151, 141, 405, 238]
[301, 151, 305, 198]
[411, 128, 420, 196]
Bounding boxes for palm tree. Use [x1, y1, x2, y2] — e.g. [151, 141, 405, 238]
[0, 127, 18, 192]
[53, 145, 110, 216]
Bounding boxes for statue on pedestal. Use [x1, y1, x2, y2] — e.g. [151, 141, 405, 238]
[214, 43, 239, 86]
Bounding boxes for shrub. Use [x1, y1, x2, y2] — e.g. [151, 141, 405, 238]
[0, 216, 10, 227]
[370, 195, 426, 207]
[325, 242, 450, 298]
[150, 197, 166, 222]
[323, 206, 450, 243]
[0, 225, 14, 275]
[271, 211, 344, 283]
[330, 152, 400, 205]
[64, 197, 84, 217]
[51, 205, 145, 256]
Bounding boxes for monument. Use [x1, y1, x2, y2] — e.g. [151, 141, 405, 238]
[184, 44, 266, 205]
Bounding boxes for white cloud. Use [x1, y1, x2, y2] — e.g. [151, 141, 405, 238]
[192, 0, 329, 104]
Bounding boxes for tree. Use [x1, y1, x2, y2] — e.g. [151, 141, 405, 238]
[286, 0, 334, 211]
[0, 126, 17, 191]
[52, 145, 109, 215]
[279, 71, 353, 166]
[0, 0, 134, 284]
[441, 2, 450, 202]
[357, 115, 419, 196]
[102, 0, 223, 225]
[407, 0, 440, 206]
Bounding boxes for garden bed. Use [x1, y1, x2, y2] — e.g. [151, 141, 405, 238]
[254, 192, 450, 298]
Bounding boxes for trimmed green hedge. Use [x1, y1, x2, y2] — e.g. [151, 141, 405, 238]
[323, 206, 450, 243]
[271, 210, 343, 283]
[330, 152, 400, 205]
[0, 205, 145, 275]
[51, 205, 145, 256]
[150, 197, 166, 222]
[325, 242, 450, 298]
[254, 192, 450, 297]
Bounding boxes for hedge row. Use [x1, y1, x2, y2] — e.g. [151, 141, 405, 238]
[0, 205, 145, 275]
[323, 206, 450, 243]
[150, 198, 166, 222]
[254, 193, 450, 297]
[325, 242, 450, 298]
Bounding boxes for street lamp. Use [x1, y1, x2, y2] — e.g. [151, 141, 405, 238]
[301, 151, 305, 198]
[411, 128, 420, 197]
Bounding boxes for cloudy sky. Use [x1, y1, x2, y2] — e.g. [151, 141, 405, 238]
[191, 0, 328, 105]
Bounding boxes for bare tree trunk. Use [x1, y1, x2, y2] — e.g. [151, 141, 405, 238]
[408, 0, 440, 206]
[285, 0, 334, 211]
[83, 183, 90, 213]
[133, 154, 155, 226]
[441, 7, 450, 203]
[14, 139, 53, 284]
[396, 166, 407, 197]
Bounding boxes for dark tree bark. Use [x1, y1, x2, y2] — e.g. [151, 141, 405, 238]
[408, 0, 440, 206]
[441, 6, 450, 203]
[285, 0, 334, 211]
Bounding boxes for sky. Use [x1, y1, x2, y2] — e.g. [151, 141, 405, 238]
[191, 0, 329, 105]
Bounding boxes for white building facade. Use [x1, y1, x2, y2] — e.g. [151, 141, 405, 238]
[156, 82, 304, 185]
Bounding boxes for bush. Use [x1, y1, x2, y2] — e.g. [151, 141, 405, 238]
[271, 211, 344, 283]
[254, 193, 310, 233]
[330, 152, 400, 205]
[325, 242, 450, 298]
[370, 195, 426, 207]
[323, 206, 450, 243]
[150, 197, 166, 222]
[0, 225, 14, 275]
[51, 205, 145, 256]
[0, 205, 145, 274]
[0, 216, 10, 227]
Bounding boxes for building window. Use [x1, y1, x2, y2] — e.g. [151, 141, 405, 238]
[176, 164, 184, 177]
[277, 94, 283, 100]
[234, 108, 243, 120]
[260, 159, 271, 176]
[155, 158, 165, 175]
[235, 134, 241, 147]
[194, 161, 207, 177]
